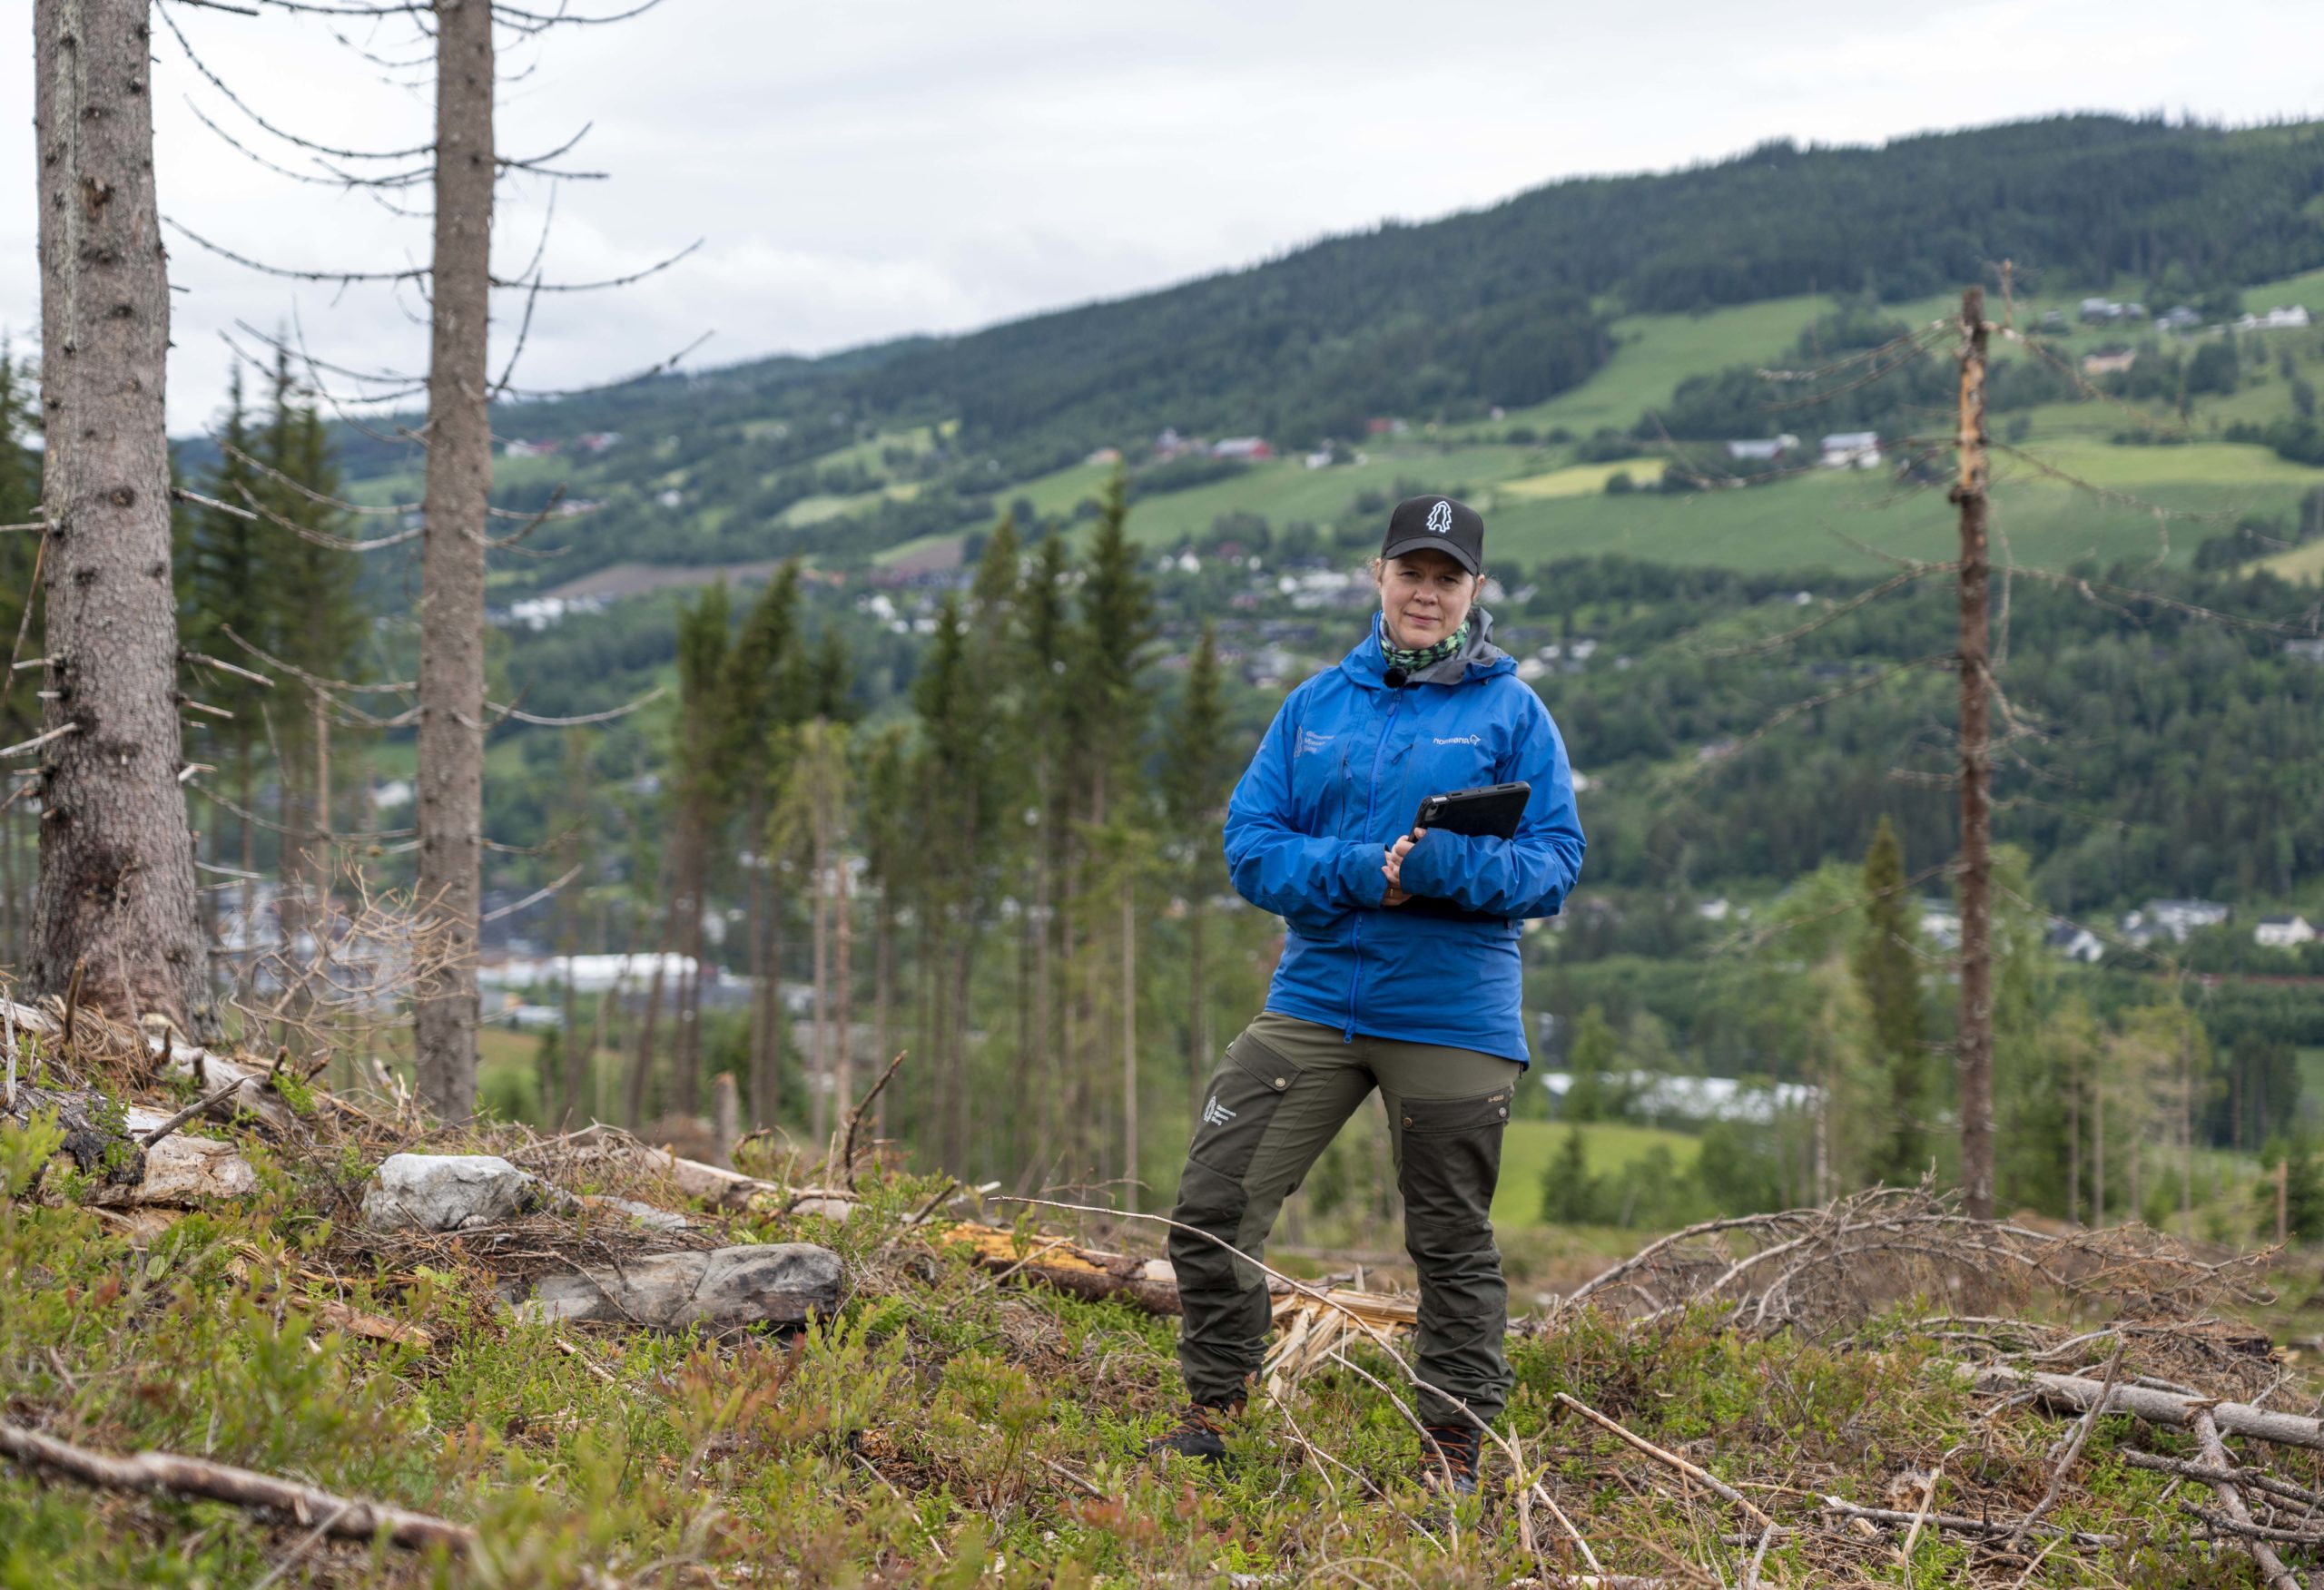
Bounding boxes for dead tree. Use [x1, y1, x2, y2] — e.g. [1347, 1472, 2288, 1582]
[411, 0, 497, 1121]
[26, 0, 210, 1032]
[1951, 286, 1994, 1220]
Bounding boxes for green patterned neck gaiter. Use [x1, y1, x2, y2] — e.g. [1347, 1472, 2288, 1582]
[1382, 618, 1469, 675]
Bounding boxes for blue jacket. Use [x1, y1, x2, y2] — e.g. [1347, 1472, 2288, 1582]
[1223, 609, 1584, 1065]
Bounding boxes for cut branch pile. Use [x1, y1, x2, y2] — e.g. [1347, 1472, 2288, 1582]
[1552, 1182, 2268, 1335]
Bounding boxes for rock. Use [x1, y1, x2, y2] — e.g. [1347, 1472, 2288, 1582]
[519, 1243, 841, 1329]
[588, 1195, 690, 1232]
[92, 1108, 256, 1206]
[362, 1153, 542, 1233]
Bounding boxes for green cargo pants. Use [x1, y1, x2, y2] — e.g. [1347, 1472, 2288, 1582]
[1167, 1011, 1521, 1426]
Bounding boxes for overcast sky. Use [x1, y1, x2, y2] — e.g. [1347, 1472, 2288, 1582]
[4, 0, 2319, 433]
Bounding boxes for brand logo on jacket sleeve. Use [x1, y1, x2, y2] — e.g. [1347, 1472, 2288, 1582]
[1201, 1094, 1237, 1126]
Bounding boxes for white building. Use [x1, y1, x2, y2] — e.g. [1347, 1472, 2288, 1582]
[1537, 1070, 1819, 1126]
[1819, 432, 1882, 469]
[2046, 921, 2104, 963]
[2256, 915, 2318, 949]
[2235, 305, 2313, 333]
[1726, 434, 1799, 462]
[478, 952, 703, 992]
[2122, 898, 2230, 945]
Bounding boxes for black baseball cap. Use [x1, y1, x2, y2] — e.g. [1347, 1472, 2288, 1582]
[1380, 495, 1484, 575]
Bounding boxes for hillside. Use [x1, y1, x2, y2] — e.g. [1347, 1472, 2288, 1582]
[305, 114, 2324, 594]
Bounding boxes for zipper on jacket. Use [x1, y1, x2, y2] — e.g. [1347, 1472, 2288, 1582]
[1347, 689, 1403, 1040]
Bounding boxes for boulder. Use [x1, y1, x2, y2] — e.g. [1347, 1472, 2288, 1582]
[362, 1153, 542, 1233]
[520, 1243, 841, 1329]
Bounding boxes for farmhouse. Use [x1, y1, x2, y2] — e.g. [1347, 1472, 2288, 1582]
[2045, 921, 2105, 963]
[1212, 437, 1273, 461]
[2236, 305, 2314, 332]
[2081, 348, 2138, 377]
[2122, 898, 2230, 945]
[1819, 431, 1882, 469]
[2256, 914, 2318, 949]
[1726, 433, 1799, 462]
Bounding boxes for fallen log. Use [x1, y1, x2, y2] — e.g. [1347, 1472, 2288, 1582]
[1818, 1497, 2119, 1549]
[0, 1417, 473, 1553]
[2, 998, 293, 1133]
[2188, 1408, 2302, 1590]
[940, 1221, 1182, 1313]
[1965, 1362, 2324, 1452]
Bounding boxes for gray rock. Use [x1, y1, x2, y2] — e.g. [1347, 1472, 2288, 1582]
[362, 1153, 542, 1233]
[520, 1243, 841, 1329]
[592, 1195, 691, 1232]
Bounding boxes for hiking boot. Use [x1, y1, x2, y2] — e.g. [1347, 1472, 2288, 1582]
[1147, 1396, 1245, 1466]
[1421, 1422, 1482, 1496]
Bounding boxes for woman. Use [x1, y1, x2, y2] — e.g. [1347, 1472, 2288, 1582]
[1152, 495, 1585, 1494]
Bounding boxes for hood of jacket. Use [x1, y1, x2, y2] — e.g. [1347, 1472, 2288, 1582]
[1341, 606, 1513, 690]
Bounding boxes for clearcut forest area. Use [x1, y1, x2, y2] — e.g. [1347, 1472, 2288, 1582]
[14, 103, 2324, 1588]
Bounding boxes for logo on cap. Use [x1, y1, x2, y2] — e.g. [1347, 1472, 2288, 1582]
[1426, 500, 1452, 535]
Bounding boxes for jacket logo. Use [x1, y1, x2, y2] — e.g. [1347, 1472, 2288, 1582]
[1202, 1095, 1237, 1127]
[1298, 731, 1335, 756]
[1433, 734, 1482, 746]
[1426, 500, 1453, 535]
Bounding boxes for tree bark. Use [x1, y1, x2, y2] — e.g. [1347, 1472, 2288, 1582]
[809, 807, 830, 1146]
[1121, 874, 1137, 1212]
[30, 0, 208, 1031]
[412, 0, 496, 1120]
[1952, 285, 1994, 1220]
[834, 833, 853, 1146]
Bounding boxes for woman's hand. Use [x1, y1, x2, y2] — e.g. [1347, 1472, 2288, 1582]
[1382, 829, 1423, 904]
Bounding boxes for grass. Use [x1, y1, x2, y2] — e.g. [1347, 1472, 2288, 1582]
[1493, 1118, 1699, 1231]
[0, 1099, 2267, 1587]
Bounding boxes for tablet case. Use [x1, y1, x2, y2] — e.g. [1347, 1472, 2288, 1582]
[1397, 781, 1532, 920]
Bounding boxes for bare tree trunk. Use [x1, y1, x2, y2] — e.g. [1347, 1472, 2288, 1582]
[669, 823, 702, 1116]
[1, 804, 16, 970]
[558, 961, 582, 1128]
[872, 891, 892, 1147]
[2181, 1031, 2194, 1231]
[1121, 875, 1138, 1212]
[834, 842, 853, 1143]
[743, 804, 768, 1125]
[412, 0, 496, 1121]
[2067, 1053, 2082, 1226]
[950, 936, 974, 1174]
[2093, 1077, 2106, 1226]
[29, 0, 207, 1030]
[1187, 896, 1206, 1132]
[625, 950, 665, 1131]
[1953, 284, 1994, 1221]
[808, 812, 830, 1146]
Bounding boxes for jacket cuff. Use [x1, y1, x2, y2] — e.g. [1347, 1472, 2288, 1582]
[1397, 830, 1468, 898]
[1339, 841, 1390, 908]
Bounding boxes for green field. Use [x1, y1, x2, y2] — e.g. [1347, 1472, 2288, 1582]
[1493, 1117, 1700, 1229]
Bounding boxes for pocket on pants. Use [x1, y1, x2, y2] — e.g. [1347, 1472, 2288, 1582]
[1396, 1086, 1512, 1232]
[1187, 1032, 1299, 1182]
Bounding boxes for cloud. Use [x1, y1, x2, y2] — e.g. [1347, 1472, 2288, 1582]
[0, 0, 2314, 433]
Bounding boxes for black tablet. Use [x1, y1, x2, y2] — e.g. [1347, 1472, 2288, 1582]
[1413, 781, 1531, 840]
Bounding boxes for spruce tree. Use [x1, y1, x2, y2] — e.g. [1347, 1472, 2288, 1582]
[725, 565, 805, 1127]
[1068, 472, 1155, 1193]
[183, 369, 275, 881]
[254, 355, 365, 924]
[1856, 815, 1925, 1186]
